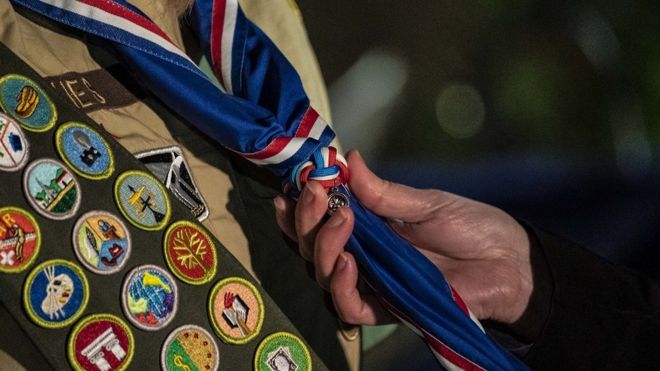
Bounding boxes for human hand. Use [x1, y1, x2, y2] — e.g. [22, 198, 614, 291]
[273, 150, 533, 326]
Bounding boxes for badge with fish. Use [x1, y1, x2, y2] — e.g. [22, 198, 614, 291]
[121, 265, 178, 331]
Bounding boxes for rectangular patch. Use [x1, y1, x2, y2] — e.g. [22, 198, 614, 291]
[134, 146, 209, 222]
[44, 66, 140, 113]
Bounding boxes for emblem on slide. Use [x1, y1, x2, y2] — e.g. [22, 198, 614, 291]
[56, 122, 114, 180]
[135, 147, 209, 222]
[72, 211, 131, 275]
[208, 277, 264, 344]
[114, 170, 171, 231]
[23, 158, 81, 220]
[254, 332, 312, 371]
[161, 325, 220, 371]
[68, 313, 134, 371]
[0, 74, 57, 132]
[0, 113, 29, 172]
[122, 265, 178, 331]
[0, 207, 40, 273]
[164, 221, 217, 285]
[23, 259, 89, 328]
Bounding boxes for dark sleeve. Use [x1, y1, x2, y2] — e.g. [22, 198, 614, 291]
[510, 226, 660, 370]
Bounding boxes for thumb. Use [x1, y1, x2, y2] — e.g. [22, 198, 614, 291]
[346, 150, 449, 222]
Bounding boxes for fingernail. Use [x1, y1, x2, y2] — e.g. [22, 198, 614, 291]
[336, 253, 348, 271]
[326, 209, 346, 228]
[273, 196, 286, 212]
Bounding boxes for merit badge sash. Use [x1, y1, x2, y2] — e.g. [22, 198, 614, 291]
[0, 42, 323, 370]
[9, 0, 529, 369]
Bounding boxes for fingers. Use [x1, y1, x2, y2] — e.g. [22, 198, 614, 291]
[294, 181, 328, 261]
[346, 150, 452, 222]
[314, 207, 353, 289]
[273, 195, 297, 241]
[330, 253, 395, 325]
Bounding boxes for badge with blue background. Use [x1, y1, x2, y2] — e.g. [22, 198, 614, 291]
[0, 74, 57, 132]
[114, 171, 171, 231]
[56, 122, 114, 180]
[23, 259, 89, 329]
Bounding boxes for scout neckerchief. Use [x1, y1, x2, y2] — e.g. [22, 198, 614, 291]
[10, 1, 529, 369]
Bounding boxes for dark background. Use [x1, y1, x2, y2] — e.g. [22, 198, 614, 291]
[298, 0, 660, 368]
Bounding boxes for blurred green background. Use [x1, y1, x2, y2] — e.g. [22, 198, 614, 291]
[296, 1, 660, 369]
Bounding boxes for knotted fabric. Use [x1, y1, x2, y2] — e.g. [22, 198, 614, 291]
[11, 1, 529, 369]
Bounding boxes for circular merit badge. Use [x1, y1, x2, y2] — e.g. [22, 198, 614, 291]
[0, 74, 57, 132]
[23, 259, 89, 328]
[68, 313, 134, 371]
[0, 113, 29, 172]
[164, 221, 217, 285]
[122, 265, 178, 331]
[56, 122, 114, 180]
[254, 332, 312, 371]
[23, 158, 82, 220]
[161, 325, 219, 371]
[114, 171, 171, 231]
[0, 207, 40, 273]
[208, 277, 264, 345]
[73, 211, 131, 275]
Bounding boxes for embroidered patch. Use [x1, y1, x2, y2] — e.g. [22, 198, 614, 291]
[23, 259, 89, 328]
[23, 158, 82, 220]
[0, 74, 57, 132]
[68, 313, 134, 371]
[135, 147, 209, 222]
[163, 221, 217, 285]
[254, 332, 312, 371]
[55, 122, 114, 180]
[72, 210, 131, 275]
[121, 265, 178, 331]
[0, 113, 29, 172]
[208, 277, 264, 344]
[161, 325, 219, 371]
[0, 207, 41, 273]
[114, 171, 171, 231]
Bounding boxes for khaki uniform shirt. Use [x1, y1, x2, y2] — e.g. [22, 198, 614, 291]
[0, 0, 358, 369]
